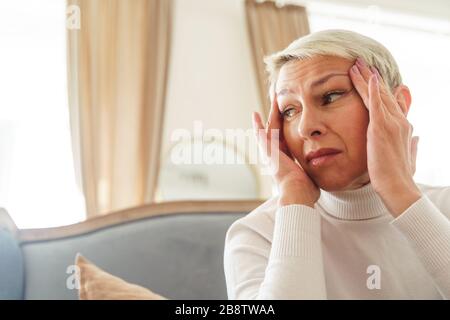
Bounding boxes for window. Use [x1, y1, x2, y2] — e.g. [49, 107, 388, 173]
[0, 0, 85, 228]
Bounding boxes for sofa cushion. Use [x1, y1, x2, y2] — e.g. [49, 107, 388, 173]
[0, 227, 24, 299]
[76, 254, 167, 300]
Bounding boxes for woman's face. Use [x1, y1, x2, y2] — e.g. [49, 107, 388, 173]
[276, 55, 370, 191]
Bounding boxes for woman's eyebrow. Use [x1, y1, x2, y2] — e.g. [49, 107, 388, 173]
[277, 73, 348, 96]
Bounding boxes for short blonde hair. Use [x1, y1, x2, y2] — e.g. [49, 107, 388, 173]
[264, 29, 402, 92]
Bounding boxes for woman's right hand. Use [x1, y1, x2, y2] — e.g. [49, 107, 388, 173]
[252, 90, 320, 208]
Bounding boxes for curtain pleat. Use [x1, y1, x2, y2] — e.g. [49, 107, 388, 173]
[67, 0, 172, 218]
[245, 0, 310, 120]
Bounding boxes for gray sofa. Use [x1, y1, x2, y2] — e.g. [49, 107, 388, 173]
[0, 200, 262, 300]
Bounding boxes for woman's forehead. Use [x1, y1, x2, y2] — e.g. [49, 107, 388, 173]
[276, 56, 353, 93]
[278, 56, 352, 80]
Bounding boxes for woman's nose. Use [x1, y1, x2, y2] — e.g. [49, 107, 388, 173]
[297, 106, 327, 139]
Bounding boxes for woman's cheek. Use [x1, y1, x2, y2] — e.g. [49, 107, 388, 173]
[283, 121, 304, 161]
[282, 122, 290, 144]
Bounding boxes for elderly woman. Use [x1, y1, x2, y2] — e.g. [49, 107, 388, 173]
[224, 29, 450, 300]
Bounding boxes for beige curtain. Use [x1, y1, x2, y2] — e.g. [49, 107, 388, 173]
[245, 0, 310, 120]
[67, 0, 172, 218]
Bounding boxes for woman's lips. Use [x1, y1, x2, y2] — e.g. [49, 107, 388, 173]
[309, 152, 341, 167]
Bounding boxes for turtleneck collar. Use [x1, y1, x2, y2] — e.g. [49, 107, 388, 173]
[317, 182, 389, 221]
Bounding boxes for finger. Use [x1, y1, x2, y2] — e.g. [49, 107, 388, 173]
[253, 111, 266, 149]
[268, 129, 282, 176]
[410, 136, 419, 176]
[267, 89, 282, 133]
[370, 66, 386, 86]
[254, 111, 280, 160]
[356, 59, 396, 116]
[370, 66, 393, 101]
[368, 74, 384, 123]
[357, 58, 394, 112]
[253, 110, 283, 175]
[355, 57, 374, 83]
[268, 87, 291, 156]
[253, 111, 271, 158]
[264, 100, 281, 158]
[349, 64, 370, 108]
[371, 66, 404, 117]
[357, 59, 395, 118]
[252, 111, 265, 134]
[356, 57, 393, 113]
[350, 61, 388, 122]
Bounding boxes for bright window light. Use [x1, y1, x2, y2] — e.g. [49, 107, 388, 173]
[0, 0, 85, 228]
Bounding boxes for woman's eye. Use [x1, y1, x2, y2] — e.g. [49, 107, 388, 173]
[282, 107, 297, 118]
[323, 92, 344, 105]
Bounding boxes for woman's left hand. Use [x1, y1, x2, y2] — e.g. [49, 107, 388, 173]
[349, 57, 422, 217]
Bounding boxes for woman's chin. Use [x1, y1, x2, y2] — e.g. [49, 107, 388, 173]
[309, 172, 351, 191]
[312, 172, 370, 192]
[316, 181, 347, 192]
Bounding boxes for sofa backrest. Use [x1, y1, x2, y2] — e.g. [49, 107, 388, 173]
[1, 200, 261, 300]
[21, 212, 246, 299]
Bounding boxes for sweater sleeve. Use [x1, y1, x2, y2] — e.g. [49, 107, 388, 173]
[390, 194, 450, 299]
[224, 204, 326, 300]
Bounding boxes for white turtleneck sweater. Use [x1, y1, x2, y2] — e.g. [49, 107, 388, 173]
[223, 182, 450, 299]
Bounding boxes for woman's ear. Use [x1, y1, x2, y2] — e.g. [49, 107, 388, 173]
[393, 84, 412, 117]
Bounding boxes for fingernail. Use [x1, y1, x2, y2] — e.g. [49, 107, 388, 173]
[370, 66, 381, 80]
[351, 65, 360, 74]
[356, 57, 366, 67]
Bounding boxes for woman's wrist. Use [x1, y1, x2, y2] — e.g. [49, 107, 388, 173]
[379, 183, 422, 218]
[278, 194, 315, 208]
[276, 177, 320, 209]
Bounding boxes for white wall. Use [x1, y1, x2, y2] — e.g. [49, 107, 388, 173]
[160, 0, 273, 200]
